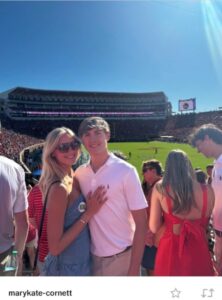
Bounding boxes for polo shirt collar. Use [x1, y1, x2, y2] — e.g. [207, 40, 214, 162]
[86, 152, 115, 172]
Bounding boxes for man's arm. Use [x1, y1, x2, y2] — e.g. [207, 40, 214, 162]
[149, 185, 163, 233]
[14, 165, 29, 254]
[14, 210, 29, 275]
[128, 208, 147, 276]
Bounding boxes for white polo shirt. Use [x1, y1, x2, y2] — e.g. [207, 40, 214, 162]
[0, 156, 28, 253]
[75, 153, 147, 256]
[212, 154, 222, 231]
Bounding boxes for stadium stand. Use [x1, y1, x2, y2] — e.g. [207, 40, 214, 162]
[160, 110, 222, 142]
[0, 86, 171, 141]
[1, 86, 222, 163]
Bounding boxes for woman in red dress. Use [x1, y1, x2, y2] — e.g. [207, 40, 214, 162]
[149, 149, 215, 276]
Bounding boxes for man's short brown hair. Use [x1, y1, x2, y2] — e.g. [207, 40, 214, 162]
[78, 116, 110, 137]
[189, 123, 222, 146]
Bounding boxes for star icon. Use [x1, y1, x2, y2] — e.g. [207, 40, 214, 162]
[170, 288, 181, 298]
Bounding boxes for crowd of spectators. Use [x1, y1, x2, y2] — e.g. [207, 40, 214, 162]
[160, 110, 222, 142]
[1, 115, 166, 142]
[0, 127, 43, 163]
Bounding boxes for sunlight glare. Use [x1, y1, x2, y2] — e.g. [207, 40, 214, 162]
[201, 0, 222, 82]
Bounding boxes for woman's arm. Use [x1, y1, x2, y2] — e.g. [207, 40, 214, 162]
[207, 184, 215, 216]
[149, 184, 163, 234]
[47, 184, 107, 256]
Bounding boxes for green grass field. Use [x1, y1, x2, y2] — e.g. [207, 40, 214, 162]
[108, 141, 213, 179]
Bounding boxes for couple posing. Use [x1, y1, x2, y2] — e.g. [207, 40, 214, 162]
[40, 116, 147, 276]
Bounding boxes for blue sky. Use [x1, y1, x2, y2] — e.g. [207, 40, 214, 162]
[0, 0, 222, 113]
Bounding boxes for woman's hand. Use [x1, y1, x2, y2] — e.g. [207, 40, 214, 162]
[84, 186, 108, 219]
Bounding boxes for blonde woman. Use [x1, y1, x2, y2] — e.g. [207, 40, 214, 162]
[149, 149, 215, 276]
[39, 127, 107, 276]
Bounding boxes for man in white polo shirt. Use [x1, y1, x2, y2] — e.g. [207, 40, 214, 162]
[75, 117, 147, 276]
[0, 124, 29, 275]
[190, 123, 222, 275]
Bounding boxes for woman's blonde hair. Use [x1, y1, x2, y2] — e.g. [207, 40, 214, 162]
[160, 149, 196, 214]
[39, 127, 79, 196]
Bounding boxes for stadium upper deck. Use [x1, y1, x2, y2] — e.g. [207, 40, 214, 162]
[0, 87, 171, 120]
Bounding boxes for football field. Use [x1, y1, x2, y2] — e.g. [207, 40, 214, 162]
[108, 141, 213, 179]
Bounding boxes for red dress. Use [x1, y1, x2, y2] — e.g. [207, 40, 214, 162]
[154, 185, 214, 276]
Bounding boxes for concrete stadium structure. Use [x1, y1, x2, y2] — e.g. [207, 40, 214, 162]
[0, 87, 171, 141]
[0, 87, 171, 120]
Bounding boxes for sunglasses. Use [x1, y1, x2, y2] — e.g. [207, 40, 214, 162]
[57, 140, 81, 153]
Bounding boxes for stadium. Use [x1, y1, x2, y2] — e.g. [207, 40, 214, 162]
[0, 86, 172, 141]
[1, 86, 222, 137]
[1, 86, 222, 163]
[1, 85, 222, 176]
